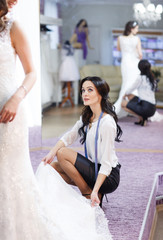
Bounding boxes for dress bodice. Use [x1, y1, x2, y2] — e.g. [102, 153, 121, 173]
[119, 35, 139, 60]
[0, 20, 16, 106]
[75, 28, 86, 44]
[75, 28, 87, 59]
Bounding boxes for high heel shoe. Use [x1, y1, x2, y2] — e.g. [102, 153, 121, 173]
[99, 194, 108, 208]
[134, 118, 147, 126]
[140, 118, 147, 126]
[134, 120, 142, 125]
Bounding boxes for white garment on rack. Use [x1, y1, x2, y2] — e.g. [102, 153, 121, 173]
[59, 49, 80, 82]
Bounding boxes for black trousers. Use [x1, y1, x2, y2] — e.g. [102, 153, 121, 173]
[75, 153, 121, 194]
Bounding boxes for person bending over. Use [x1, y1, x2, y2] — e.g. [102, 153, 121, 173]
[121, 59, 156, 126]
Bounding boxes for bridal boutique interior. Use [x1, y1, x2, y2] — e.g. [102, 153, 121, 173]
[38, 0, 163, 239]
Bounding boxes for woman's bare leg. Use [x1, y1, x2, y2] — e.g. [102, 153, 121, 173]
[72, 42, 82, 48]
[57, 147, 92, 195]
[51, 147, 92, 196]
[121, 95, 142, 121]
[122, 105, 142, 120]
[51, 161, 74, 185]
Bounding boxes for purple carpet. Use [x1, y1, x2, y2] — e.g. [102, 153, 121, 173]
[29, 110, 163, 240]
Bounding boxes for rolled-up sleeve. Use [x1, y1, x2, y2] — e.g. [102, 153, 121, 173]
[60, 117, 83, 146]
[98, 120, 118, 176]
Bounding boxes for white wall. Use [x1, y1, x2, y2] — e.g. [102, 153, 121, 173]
[41, 0, 61, 107]
[14, 0, 41, 126]
[60, 3, 163, 65]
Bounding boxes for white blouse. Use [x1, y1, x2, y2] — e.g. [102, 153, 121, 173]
[60, 114, 119, 176]
[125, 75, 156, 104]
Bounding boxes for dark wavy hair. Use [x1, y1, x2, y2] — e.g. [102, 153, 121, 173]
[76, 19, 88, 29]
[123, 21, 138, 36]
[78, 76, 122, 144]
[138, 59, 155, 91]
[0, 0, 8, 32]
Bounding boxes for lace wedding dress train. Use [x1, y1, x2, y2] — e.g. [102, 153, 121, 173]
[0, 19, 112, 240]
[36, 163, 112, 240]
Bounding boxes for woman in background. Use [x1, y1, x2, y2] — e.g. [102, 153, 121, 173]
[70, 19, 93, 60]
[114, 21, 142, 118]
[121, 59, 156, 126]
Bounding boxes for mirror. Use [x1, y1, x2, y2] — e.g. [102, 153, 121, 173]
[40, 1, 163, 239]
[41, 0, 163, 140]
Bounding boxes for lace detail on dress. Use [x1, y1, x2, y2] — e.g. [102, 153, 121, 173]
[0, 17, 16, 109]
[95, 207, 112, 240]
[36, 163, 113, 240]
[0, 15, 66, 240]
[0, 19, 13, 41]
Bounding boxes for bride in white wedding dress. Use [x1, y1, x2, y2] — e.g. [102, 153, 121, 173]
[0, 1, 112, 239]
[114, 21, 142, 118]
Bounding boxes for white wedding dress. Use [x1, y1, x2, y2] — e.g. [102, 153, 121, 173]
[114, 35, 140, 118]
[0, 20, 112, 240]
[114, 36, 163, 122]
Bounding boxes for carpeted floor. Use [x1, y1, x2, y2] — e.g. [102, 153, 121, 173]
[29, 111, 163, 240]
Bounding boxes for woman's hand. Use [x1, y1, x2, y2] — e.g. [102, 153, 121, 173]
[42, 149, 56, 165]
[0, 95, 21, 123]
[123, 94, 128, 100]
[91, 191, 100, 207]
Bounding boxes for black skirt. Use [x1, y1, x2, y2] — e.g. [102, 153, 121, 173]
[75, 153, 121, 194]
[127, 96, 156, 119]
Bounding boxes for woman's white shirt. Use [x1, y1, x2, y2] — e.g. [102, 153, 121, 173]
[60, 114, 118, 176]
[125, 75, 156, 104]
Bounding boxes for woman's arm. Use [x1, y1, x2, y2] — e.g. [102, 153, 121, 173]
[91, 118, 116, 206]
[136, 37, 142, 60]
[70, 33, 82, 48]
[42, 118, 83, 164]
[117, 36, 121, 51]
[0, 21, 36, 124]
[70, 33, 77, 44]
[91, 174, 106, 207]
